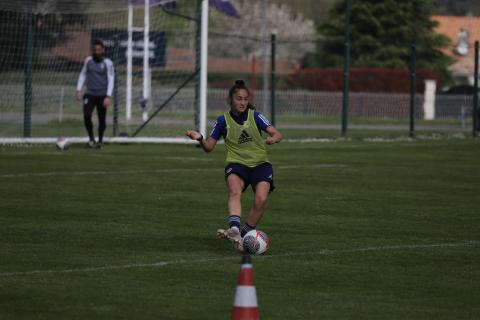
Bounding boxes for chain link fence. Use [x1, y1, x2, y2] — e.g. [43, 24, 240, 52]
[0, 0, 478, 140]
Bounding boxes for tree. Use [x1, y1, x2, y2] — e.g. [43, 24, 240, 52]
[0, 0, 86, 70]
[209, 0, 316, 61]
[308, 0, 453, 81]
[272, 0, 334, 22]
[433, 0, 480, 16]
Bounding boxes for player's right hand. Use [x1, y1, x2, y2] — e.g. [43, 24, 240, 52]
[185, 130, 202, 141]
[75, 91, 82, 101]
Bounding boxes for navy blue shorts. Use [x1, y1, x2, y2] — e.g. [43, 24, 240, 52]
[225, 162, 275, 193]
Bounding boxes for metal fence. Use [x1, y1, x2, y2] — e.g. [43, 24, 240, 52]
[0, 84, 473, 138]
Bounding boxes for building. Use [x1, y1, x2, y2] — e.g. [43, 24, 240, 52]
[433, 15, 480, 85]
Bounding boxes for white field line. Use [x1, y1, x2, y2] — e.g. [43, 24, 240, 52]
[0, 137, 198, 145]
[0, 241, 478, 277]
[0, 164, 345, 179]
[277, 164, 346, 169]
[0, 134, 468, 146]
[283, 138, 343, 143]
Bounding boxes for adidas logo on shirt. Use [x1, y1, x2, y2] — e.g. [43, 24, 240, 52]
[238, 130, 253, 144]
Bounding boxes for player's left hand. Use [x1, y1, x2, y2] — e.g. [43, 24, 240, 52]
[265, 136, 276, 145]
[103, 97, 112, 108]
[185, 130, 202, 141]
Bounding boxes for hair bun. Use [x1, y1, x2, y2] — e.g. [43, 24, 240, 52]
[235, 79, 245, 86]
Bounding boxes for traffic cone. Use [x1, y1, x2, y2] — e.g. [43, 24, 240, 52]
[231, 255, 260, 320]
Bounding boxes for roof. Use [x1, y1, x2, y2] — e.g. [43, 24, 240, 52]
[432, 15, 480, 79]
[51, 31, 295, 75]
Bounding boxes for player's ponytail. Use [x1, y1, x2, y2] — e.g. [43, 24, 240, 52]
[228, 79, 254, 109]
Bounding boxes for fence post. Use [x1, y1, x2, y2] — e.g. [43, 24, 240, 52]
[59, 86, 64, 123]
[23, 0, 33, 137]
[341, 0, 352, 136]
[112, 35, 120, 137]
[270, 33, 276, 127]
[473, 41, 479, 137]
[409, 40, 417, 138]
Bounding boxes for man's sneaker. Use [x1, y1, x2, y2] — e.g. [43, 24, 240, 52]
[96, 143, 103, 149]
[216, 227, 242, 244]
[85, 140, 95, 148]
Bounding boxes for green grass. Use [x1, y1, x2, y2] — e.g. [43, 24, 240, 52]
[276, 114, 469, 126]
[1, 140, 479, 319]
[0, 113, 471, 140]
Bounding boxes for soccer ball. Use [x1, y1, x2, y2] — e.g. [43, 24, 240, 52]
[242, 230, 270, 255]
[56, 137, 70, 150]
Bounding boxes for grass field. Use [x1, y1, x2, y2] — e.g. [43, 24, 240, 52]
[1, 139, 479, 319]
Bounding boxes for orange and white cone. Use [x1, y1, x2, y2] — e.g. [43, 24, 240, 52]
[231, 255, 260, 320]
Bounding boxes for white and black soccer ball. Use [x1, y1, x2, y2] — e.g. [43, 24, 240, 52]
[242, 229, 270, 255]
[56, 137, 70, 150]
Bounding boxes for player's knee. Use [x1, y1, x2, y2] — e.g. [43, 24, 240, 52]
[228, 188, 242, 199]
[254, 194, 268, 209]
[84, 112, 94, 121]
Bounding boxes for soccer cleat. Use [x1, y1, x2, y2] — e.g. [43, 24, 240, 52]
[217, 228, 245, 253]
[96, 143, 103, 149]
[232, 240, 244, 253]
[85, 140, 95, 148]
[216, 228, 227, 239]
[217, 227, 241, 243]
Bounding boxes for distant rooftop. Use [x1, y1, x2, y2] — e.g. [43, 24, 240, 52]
[432, 15, 480, 84]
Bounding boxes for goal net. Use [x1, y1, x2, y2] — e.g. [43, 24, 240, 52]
[0, 0, 201, 142]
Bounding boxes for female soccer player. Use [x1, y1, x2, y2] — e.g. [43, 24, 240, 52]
[186, 80, 282, 251]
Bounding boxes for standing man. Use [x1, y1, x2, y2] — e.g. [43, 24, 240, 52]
[76, 40, 114, 149]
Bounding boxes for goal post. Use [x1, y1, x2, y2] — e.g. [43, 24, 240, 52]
[0, 0, 208, 143]
[199, 0, 208, 139]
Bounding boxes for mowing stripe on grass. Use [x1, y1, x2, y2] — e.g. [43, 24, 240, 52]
[164, 156, 211, 161]
[1, 241, 478, 277]
[0, 168, 217, 178]
[0, 164, 346, 179]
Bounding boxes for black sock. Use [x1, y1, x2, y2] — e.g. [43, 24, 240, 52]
[241, 223, 255, 237]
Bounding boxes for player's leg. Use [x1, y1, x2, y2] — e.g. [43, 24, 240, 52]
[242, 163, 274, 237]
[244, 182, 270, 233]
[227, 174, 245, 219]
[82, 95, 95, 147]
[217, 164, 248, 244]
[96, 97, 107, 148]
[219, 174, 245, 243]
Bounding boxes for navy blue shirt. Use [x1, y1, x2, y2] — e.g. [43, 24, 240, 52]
[210, 110, 271, 141]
